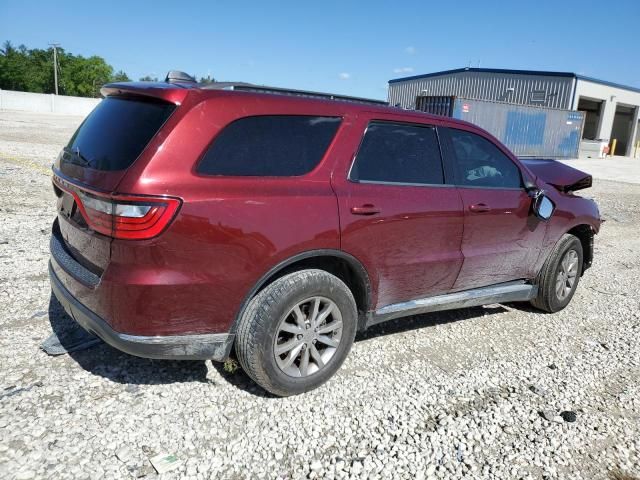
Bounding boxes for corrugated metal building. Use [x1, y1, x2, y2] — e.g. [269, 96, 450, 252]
[388, 68, 640, 157]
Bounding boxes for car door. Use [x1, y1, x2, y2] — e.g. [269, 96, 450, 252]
[331, 116, 464, 310]
[439, 127, 547, 291]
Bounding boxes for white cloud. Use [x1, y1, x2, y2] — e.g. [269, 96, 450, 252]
[338, 72, 351, 80]
[393, 67, 414, 74]
[405, 46, 416, 55]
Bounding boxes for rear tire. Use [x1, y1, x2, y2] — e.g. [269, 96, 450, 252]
[531, 234, 583, 313]
[235, 269, 357, 396]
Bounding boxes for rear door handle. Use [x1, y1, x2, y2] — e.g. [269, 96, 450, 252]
[469, 203, 491, 213]
[350, 204, 380, 216]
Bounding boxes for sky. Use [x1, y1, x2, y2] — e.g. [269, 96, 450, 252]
[1, 0, 639, 100]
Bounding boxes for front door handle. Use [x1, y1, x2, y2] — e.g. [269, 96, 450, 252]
[469, 203, 491, 213]
[350, 204, 380, 216]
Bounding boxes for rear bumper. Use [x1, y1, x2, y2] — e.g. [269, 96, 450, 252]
[49, 262, 234, 360]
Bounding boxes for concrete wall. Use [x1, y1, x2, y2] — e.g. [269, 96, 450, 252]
[573, 79, 640, 156]
[0, 89, 100, 116]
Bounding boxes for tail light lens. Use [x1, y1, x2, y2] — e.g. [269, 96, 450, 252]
[54, 178, 181, 240]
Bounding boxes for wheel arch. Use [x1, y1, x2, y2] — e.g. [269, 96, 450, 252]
[566, 224, 595, 273]
[230, 250, 372, 334]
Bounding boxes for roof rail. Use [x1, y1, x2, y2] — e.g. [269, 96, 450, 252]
[202, 82, 387, 106]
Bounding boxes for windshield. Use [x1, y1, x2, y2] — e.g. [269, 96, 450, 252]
[65, 96, 175, 171]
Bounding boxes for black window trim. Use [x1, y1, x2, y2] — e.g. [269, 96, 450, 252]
[438, 126, 525, 191]
[347, 119, 450, 188]
[195, 114, 344, 178]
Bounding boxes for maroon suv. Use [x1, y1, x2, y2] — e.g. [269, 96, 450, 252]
[49, 74, 600, 396]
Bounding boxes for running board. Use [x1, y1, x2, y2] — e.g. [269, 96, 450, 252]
[368, 281, 537, 327]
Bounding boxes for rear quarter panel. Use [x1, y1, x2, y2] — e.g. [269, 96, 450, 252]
[107, 93, 356, 335]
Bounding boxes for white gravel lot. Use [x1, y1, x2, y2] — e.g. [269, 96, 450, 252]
[0, 111, 639, 480]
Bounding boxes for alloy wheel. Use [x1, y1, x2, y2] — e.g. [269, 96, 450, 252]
[555, 249, 579, 301]
[273, 296, 343, 377]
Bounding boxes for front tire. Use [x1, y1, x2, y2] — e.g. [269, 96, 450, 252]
[235, 269, 357, 396]
[531, 234, 583, 313]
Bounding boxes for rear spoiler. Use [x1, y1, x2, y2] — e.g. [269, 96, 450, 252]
[520, 159, 592, 193]
[100, 82, 190, 105]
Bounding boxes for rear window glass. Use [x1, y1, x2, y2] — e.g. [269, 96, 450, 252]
[65, 96, 175, 171]
[197, 115, 341, 176]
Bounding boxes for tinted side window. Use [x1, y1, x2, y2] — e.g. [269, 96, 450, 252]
[446, 128, 522, 188]
[350, 122, 444, 185]
[197, 116, 341, 176]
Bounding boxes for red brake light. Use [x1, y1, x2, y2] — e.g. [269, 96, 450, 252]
[54, 177, 181, 240]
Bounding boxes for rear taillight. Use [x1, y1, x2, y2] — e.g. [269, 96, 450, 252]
[54, 177, 181, 240]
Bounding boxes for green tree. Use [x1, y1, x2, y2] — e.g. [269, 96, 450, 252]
[0, 43, 44, 91]
[139, 75, 158, 82]
[198, 74, 216, 85]
[0, 40, 131, 97]
[26, 47, 56, 93]
[59, 54, 113, 97]
[111, 70, 130, 82]
[0, 40, 15, 55]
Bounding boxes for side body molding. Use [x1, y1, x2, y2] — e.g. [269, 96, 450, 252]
[368, 280, 537, 327]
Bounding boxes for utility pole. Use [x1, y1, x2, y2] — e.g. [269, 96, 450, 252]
[49, 43, 60, 95]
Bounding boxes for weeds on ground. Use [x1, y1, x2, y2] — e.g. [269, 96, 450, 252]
[223, 358, 239, 374]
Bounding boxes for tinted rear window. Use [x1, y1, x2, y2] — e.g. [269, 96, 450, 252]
[197, 115, 341, 176]
[65, 96, 175, 171]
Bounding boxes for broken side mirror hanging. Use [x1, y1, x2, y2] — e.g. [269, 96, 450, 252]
[532, 190, 555, 221]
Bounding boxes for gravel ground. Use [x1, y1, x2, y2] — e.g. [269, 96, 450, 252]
[0, 110, 639, 480]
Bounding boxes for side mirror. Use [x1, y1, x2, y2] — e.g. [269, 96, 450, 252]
[532, 191, 555, 221]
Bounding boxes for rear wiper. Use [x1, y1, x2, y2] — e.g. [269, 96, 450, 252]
[64, 146, 95, 168]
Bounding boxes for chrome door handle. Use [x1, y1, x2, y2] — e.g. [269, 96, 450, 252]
[350, 205, 380, 216]
[469, 203, 491, 213]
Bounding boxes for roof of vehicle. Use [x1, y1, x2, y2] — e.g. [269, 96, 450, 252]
[200, 82, 388, 106]
[100, 79, 484, 131]
[103, 78, 387, 104]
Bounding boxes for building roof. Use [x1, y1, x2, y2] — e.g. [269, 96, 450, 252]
[388, 67, 640, 94]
